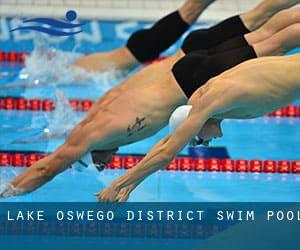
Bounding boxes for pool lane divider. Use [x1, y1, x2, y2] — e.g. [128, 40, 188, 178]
[0, 151, 299, 174]
[1, 97, 300, 117]
[0, 51, 28, 63]
[0, 50, 168, 64]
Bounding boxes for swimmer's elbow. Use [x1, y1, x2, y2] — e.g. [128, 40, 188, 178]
[38, 144, 80, 180]
[36, 165, 56, 182]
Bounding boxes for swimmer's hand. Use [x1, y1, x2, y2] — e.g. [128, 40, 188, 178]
[0, 183, 18, 198]
[115, 186, 132, 202]
[95, 185, 120, 202]
[95, 184, 134, 202]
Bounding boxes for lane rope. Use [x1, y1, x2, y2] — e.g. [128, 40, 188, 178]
[1, 97, 299, 117]
[0, 151, 299, 174]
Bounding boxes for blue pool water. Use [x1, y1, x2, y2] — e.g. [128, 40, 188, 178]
[0, 21, 300, 202]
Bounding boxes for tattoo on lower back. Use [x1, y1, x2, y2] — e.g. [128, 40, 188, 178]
[127, 117, 146, 136]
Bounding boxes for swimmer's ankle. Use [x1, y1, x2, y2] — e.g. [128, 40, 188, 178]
[179, 0, 215, 24]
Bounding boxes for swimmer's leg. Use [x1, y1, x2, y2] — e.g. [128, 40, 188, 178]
[240, 0, 300, 31]
[245, 7, 300, 45]
[181, 0, 300, 54]
[253, 23, 300, 56]
[210, 7, 300, 54]
[73, 0, 215, 73]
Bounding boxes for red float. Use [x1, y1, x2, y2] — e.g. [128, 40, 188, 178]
[29, 99, 41, 111]
[263, 160, 276, 173]
[207, 158, 221, 172]
[124, 156, 138, 169]
[81, 100, 93, 112]
[26, 154, 40, 167]
[166, 159, 179, 171]
[3, 98, 15, 110]
[221, 159, 235, 172]
[180, 157, 193, 171]
[0, 51, 5, 61]
[16, 98, 28, 110]
[108, 156, 123, 169]
[292, 161, 300, 174]
[250, 160, 263, 173]
[193, 158, 207, 171]
[286, 105, 298, 117]
[278, 160, 291, 173]
[274, 108, 285, 117]
[11, 153, 25, 167]
[236, 160, 249, 172]
[42, 99, 55, 111]
[69, 99, 80, 111]
[7, 51, 18, 62]
[0, 153, 11, 166]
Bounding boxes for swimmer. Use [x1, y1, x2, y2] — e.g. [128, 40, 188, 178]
[73, 0, 217, 73]
[210, 6, 300, 54]
[73, 0, 300, 73]
[98, 54, 300, 202]
[2, 0, 300, 197]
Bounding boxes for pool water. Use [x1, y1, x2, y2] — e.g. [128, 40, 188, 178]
[0, 24, 300, 202]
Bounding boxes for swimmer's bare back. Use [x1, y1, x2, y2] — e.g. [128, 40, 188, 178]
[189, 54, 300, 120]
[83, 50, 188, 150]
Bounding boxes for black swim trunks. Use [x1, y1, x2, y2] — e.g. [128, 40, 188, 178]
[172, 45, 257, 98]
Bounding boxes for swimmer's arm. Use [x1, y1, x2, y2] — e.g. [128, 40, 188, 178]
[99, 108, 213, 202]
[5, 136, 90, 197]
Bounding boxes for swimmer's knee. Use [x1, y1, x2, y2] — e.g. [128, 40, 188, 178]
[35, 163, 57, 181]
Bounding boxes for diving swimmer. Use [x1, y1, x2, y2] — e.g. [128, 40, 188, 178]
[98, 54, 300, 202]
[2, 0, 300, 197]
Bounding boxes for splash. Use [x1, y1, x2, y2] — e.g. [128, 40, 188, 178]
[12, 89, 81, 144]
[3, 35, 127, 92]
[0, 182, 25, 198]
[0, 168, 26, 198]
[43, 89, 81, 137]
[20, 35, 82, 84]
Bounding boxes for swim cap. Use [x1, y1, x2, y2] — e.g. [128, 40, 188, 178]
[169, 105, 204, 145]
[169, 105, 192, 134]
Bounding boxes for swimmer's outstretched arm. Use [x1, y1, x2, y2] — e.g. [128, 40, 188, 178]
[0, 106, 115, 197]
[97, 90, 224, 202]
[0, 140, 89, 197]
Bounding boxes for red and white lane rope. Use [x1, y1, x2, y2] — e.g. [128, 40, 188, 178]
[1, 97, 300, 117]
[0, 51, 28, 63]
[0, 51, 168, 64]
[0, 152, 299, 174]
